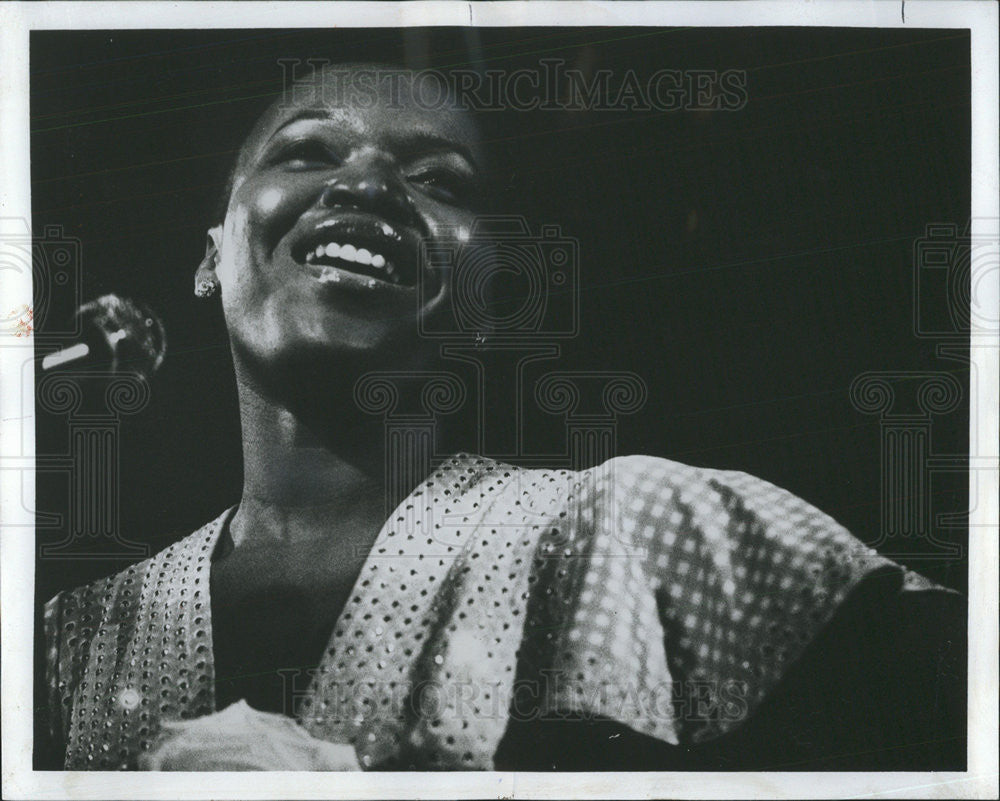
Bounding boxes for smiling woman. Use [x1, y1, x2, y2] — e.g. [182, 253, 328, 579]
[40, 62, 965, 772]
[201, 65, 483, 378]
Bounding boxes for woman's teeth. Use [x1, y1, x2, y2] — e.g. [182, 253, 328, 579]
[305, 241, 397, 283]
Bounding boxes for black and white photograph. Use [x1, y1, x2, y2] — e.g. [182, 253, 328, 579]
[1, 2, 997, 799]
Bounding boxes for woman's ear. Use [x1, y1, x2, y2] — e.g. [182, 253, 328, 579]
[194, 226, 222, 297]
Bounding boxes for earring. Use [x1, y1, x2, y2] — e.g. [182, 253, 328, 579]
[195, 278, 219, 298]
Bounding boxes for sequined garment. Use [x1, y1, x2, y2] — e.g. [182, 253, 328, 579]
[45, 453, 939, 770]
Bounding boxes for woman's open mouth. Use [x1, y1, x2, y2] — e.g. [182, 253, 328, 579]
[304, 240, 402, 285]
[291, 215, 422, 289]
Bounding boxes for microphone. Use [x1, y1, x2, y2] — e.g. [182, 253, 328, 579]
[41, 294, 167, 379]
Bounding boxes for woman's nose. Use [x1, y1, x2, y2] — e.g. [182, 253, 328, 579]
[319, 157, 416, 225]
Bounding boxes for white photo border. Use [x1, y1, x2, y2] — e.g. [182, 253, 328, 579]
[2, 2, 997, 799]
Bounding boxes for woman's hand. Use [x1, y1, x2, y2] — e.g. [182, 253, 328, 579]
[139, 700, 360, 771]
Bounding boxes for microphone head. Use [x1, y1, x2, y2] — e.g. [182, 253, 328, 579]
[76, 294, 167, 378]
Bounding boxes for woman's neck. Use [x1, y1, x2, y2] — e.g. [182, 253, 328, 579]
[228, 376, 390, 550]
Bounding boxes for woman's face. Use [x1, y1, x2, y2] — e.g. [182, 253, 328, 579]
[208, 68, 484, 381]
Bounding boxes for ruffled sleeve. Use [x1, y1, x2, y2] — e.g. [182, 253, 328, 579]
[536, 454, 938, 746]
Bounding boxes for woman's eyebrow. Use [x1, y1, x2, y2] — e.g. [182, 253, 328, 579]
[265, 109, 332, 143]
[263, 112, 478, 169]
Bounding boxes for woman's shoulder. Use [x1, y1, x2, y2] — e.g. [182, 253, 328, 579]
[44, 509, 230, 629]
[472, 451, 804, 495]
[456, 451, 951, 629]
[462, 451, 850, 533]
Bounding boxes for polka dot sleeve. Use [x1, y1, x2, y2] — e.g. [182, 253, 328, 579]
[542, 455, 904, 745]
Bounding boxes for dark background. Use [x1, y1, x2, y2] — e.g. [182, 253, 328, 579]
[32, 27, 970, 611]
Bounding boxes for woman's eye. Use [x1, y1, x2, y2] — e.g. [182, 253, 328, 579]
[409, 169, 469, 204]
[272, 141, 338, 170]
